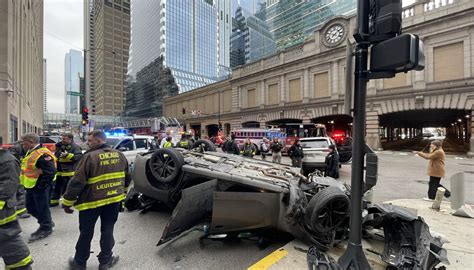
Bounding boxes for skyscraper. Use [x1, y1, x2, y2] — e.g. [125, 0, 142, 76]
[64, 49, 84, 114]
[0, 0, 44, 142]
[85, 0, 130, 116]
[43, 59, 47, 113]
[266, 0, 356, 50]
[230, 6, 276, 68]
[128, 0, 231, 94]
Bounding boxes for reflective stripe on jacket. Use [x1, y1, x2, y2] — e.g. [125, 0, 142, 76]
[20, 148, 57, 189]
[62, 145, 130, 211]
[163, 141, 173, 148]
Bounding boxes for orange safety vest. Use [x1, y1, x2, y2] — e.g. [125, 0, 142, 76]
[20, 147, 57, 189]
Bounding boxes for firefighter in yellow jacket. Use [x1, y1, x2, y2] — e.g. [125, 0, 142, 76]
[20, 133, 57, 243]
[63, 131, 130, 270]
[0, 138, 33, 269]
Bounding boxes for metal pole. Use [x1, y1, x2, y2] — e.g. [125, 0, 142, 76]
[344, 40, 354, 116]
[338, 0, 370, 268]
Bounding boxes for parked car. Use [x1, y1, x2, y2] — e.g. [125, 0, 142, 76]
[299, 137, 336, 175]
[104, 134, 155, 167]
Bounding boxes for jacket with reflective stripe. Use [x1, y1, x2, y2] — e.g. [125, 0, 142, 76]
[55, 142, 83, 175]
[63, 144, 130, 211]
[20, 147, 57, 188]
[0, 149, 21, 226]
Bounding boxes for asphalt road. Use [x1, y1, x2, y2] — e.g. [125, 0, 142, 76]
[4, 151, 473, 269]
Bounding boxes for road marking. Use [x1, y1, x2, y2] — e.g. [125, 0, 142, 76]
[248, 248, 288, 270]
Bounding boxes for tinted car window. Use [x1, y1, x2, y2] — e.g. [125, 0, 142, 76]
[301, 139, 329, 149]
[40, 137, 57, 144]
[105, 138, 121, 148]
[135, 139, 147, 149]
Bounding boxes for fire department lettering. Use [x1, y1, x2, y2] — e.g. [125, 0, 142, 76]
[96, 181, 123, 190]
[99, 152, 120, 166]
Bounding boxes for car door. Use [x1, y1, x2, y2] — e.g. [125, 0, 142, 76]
[126, 138, 149, 167]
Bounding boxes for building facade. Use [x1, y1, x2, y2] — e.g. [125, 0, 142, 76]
[0, 0, 44, 143]
[164, 0, 474, 154]
[43, 58, 47, 112]
[128, 0, 231, 94]
[86, 0, 130, 116]
[64, 49, 84, 114]
[125, 57, 178, 118]
[84, 0, 97, 114]
[230, 6, 276, 68]
[266, 0, 356, 50]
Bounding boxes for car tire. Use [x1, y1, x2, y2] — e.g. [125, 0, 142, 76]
[192, 139, 217, 152]
[148, 148, 185, 184]
[305, 187, 349, 233]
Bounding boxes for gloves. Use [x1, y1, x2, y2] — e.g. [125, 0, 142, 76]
[62, 205, 74, 214]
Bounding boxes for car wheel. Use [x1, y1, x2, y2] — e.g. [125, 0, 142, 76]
[148, 148, 185, 184]
[305, 187, 349, 233]
[192, 139, 217, 152]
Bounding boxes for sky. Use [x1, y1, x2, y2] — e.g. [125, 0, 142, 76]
[44, 0, 83, 113]
[43, 0, 416, 114]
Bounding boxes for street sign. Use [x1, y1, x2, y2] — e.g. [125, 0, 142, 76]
[67, 91, 84, 97]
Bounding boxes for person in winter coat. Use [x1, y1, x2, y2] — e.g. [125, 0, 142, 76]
[288, 139, 304, 168]
[8, 142, 30, 219]
[416, 140, 451, 200]
[223, 134, 240, 155]
[0, 138, 33, 269]
[240, 139, 256, 158]
[324, 145, 340, 179]
[270, 137, 284, 164]
[260, 137, 270, 161]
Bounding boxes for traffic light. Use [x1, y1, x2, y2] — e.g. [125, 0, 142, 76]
[369, 0, 402, 43]
[82, 107, 89, 125]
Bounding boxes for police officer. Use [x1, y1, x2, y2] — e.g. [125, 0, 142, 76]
[63, 131, 130, 270]
[51, 133, 82, 206]
[176, 135, 191, 149]
[20, 133, 56, 242]
[0, 138, 33, 269]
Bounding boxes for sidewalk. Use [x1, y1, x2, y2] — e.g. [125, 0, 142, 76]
[250, 199, 474, 269]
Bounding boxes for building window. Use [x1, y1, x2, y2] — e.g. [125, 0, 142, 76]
[314, 72, 329, 98]
[267, 84, 279, 105]
[384, 72, 407, 89]
[433, 42, 464, 82]
[288, 78, 301, 102]
[10, 115, 18, 143]
[247, 88, 256, 108]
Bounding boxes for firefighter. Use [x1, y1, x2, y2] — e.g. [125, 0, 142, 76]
[0, 138, 33, 269]
[8, 142, 30, 219]
[63, 131, 130, 270]
[51, 133, 83, 207]
[20, 133, 56, 243]
[240, 138, 257, 158]
[176, 135, 191, 149]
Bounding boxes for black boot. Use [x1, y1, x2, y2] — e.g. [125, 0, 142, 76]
[68, 256, 86, 270]
[28, 228, 53, 243]
[98, 255, 119, 270]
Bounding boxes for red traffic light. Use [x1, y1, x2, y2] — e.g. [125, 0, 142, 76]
[83, 107, 89, 113]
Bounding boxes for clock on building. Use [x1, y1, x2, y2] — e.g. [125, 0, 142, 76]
[322, 23, 346, 47]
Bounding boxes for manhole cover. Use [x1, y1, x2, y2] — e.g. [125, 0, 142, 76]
[415, 180, 429, 184]
[464, 171, 474, 174]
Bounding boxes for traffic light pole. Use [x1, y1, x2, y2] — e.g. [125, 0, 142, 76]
[338, 0, 371, 268]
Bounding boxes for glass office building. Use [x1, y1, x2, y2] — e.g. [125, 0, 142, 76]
[128, 0, 231, 94]
[231, 6, 276, 68]
[266, 0, 356, 50]
[64, 49, 84, 114]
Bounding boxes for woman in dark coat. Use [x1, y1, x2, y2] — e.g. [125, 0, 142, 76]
[324, 145, 339, 179]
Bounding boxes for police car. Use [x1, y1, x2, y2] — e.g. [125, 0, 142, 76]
[104, 133, 155, 167]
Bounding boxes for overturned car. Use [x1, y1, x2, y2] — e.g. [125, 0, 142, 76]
[128, 140, 448, 268]
[129, 140, 352, 249]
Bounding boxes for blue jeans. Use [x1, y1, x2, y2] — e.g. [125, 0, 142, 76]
[25, 185, 53, 230]
[74, 202, 120, 265]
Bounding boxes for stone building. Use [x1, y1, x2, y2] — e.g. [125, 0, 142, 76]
[164, 0, 474, 154]
[0, 0, 44, 143]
